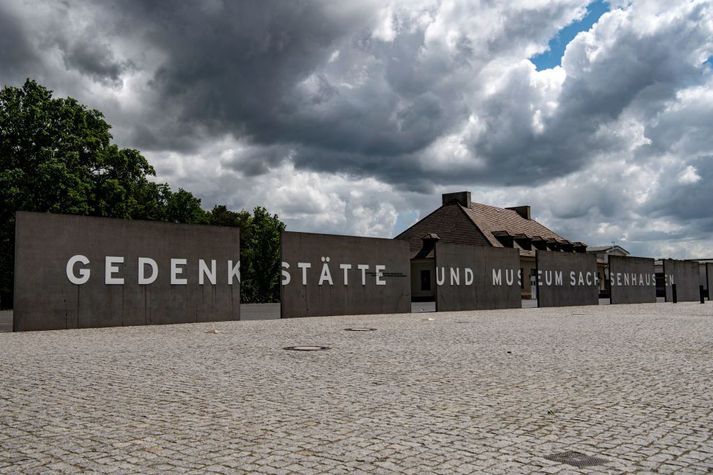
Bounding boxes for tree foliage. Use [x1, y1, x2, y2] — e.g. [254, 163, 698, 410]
[208, 205, 285, 303]
[0, 79, 283, 308]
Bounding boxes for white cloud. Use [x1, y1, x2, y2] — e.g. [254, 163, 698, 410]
[2, 0, 713, 258]
[678, 165, 701, 184]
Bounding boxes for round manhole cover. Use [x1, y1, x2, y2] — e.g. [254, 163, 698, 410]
[344, 328, 377, 332]
[283, 346, 331, 351]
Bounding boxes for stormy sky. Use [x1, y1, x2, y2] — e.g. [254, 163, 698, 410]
[1, 0, 712, 258]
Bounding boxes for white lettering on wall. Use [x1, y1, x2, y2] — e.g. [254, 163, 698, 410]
[64, 256, 240, 286]
[297, 262, 311, 286]
[375, 265, 386, 286]
[281, 262, 291, 285]
[436, 267, 445, 286]
[450, 267, 460, 286]
[492, 269, 502, 286]
[66, 255, 90, 285]
[171, 258, 187, 285]
[611, 272, 656, 287]
[340, 264, 352, 286]
[138, 257, 158, 285]
[281, 261, 389, 286]
[505, 269, 515, 286]
[105, 256, 124, 285]
[358, 264, 369, 286]
[227, 260, 240, 285]
[198, 259, 216, 285]
[318, 257, 334, 286]
[464, 268, 474, 286]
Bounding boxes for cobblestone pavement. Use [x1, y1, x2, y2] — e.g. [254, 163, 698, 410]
[1, 303, 712, 474]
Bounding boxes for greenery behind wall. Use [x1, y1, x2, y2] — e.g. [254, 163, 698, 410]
[0, 79, 284, 309]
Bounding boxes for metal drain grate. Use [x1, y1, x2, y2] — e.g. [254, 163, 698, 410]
[283, 346, 330, 351]
[544, 451, 608, 467]
[344, 328, 377, 332]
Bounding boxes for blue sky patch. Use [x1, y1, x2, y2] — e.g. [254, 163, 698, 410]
[531, 0, 610, 71]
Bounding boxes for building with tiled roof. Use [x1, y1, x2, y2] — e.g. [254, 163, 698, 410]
[395, 191, 587, 300]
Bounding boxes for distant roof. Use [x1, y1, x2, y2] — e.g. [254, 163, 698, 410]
[461, 202, 569, 247]
[587, 245, 630, 255]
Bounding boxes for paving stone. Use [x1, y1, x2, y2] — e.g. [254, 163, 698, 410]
[1, 302, 712, 473]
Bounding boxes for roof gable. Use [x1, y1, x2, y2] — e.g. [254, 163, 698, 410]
[394, 204, 491, 257]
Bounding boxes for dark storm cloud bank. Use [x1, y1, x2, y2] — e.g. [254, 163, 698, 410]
[124, 1, 712, 187]
[1, 1, 710, 185]
[2, 0, 713, 253]
[61, 37, 131, 85]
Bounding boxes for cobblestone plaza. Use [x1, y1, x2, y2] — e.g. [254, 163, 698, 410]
[1, 303, 712, 473]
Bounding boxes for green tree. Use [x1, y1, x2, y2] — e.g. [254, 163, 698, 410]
[164, 188, 209, 224]
[0, 79, 207, 308]
[208, 205, 285, 303]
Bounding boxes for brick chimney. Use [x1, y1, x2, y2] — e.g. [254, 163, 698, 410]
[507, 205, 531, 220]
[442, 191, 471, 208]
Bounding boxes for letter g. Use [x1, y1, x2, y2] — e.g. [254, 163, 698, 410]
[66, 255, 90, 285]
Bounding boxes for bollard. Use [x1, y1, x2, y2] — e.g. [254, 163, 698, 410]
[672, 284, 678, 303]
[700, 285, 705, 304]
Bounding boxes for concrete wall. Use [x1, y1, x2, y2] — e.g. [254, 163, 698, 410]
[435, 243, 521, 311]
[608, 255, 656, 304]
[14, 212, 240, 331]
[280, 231, 411, 318]
[536, 251, 599, 307]
[662, 259, 700, 302]
[708, 264, 713, 301]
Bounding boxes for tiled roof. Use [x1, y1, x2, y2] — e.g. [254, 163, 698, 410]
[395, 199, 578, 258]
[394, 203, 491, 258]
[460, 202, 566, 247]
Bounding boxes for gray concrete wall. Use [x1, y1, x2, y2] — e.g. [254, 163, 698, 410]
[536, 251, 599, 307]
[280, 231, 411, 318]
[14, 212, 240, 331]
[435, 243, 521, 311]
[609, 256, 656, 304]
[662, 259, 700, 302]
[708, 264, 713, 300]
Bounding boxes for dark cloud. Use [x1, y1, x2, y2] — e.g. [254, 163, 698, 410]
[61, 37, 130, 85]
[0, 0, 712, 255]
[0, 4, 38, 83]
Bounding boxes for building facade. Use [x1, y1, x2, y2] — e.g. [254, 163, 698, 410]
[395, 192, 586, 300]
